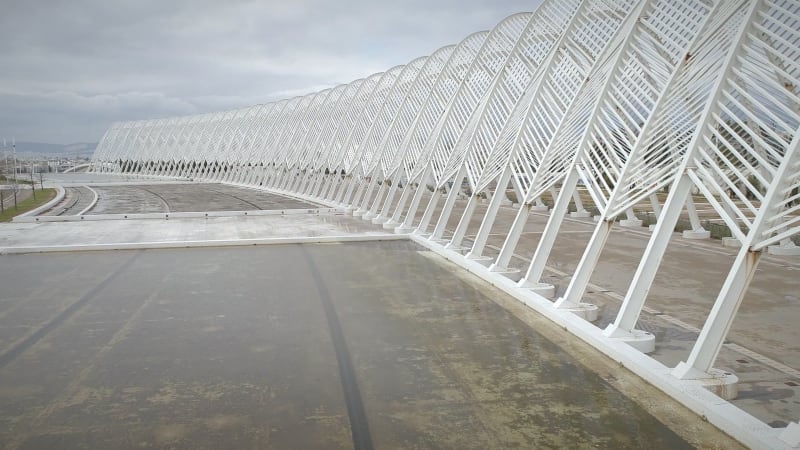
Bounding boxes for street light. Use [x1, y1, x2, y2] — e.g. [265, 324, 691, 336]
[2, 138, 6, 179]
[29, 161, 36, 201]
[1, 138, 6, 214]
[12, 137, 18, 190]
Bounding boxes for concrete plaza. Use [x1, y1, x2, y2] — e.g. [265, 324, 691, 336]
[0, 174, 795, 448]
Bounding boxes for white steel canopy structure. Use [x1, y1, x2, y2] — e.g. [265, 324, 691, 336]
[91, 1, 800, 446]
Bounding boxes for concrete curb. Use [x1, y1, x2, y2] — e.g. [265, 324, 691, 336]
[408, 234, 789, 450]
[51, 180, 195, 187]
[77, 186, 99, 216]
[13, 185, 66, 220]
[15, 207, 349, 223]
[256, 185, 341, 209]
[0, 233, 407, 255]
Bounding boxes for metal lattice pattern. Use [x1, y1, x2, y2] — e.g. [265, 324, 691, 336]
[466, 0, 582, 193]
[401, 32, 489, 183]
[90, 1, 800, 423]
[429, 13, 532, 187]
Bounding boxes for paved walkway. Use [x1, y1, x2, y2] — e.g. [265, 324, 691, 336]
[88, 184, 318, 214]
[0, 213, 388, 249]
[0, 242, 737, 449]
[1, 176, 797, 443]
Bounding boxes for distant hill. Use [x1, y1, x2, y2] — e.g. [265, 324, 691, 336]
[1, 142, 97, 158]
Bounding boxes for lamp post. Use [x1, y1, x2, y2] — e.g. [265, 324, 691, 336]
[12, 137, 18, 190]
[2, 138, 7, 180]
[1, 138, 5, 214]
[29, 162, 36, 201]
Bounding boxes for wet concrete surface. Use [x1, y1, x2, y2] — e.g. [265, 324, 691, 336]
[0, 214, 388, 249]
[5, 178, 796, 442]
[394, 188, 800, 427]
[0, 242, 739, 449]
[88, 184, 318, 214]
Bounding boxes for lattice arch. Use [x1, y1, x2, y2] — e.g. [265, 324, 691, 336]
[90, 3, 800, 441]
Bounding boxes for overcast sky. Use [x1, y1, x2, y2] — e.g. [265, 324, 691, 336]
[0, 0, 539, 144]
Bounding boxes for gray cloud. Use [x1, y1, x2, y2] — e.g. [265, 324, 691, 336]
[0, 0, 538, 143]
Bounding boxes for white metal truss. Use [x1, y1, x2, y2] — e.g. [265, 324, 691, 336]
[428, 0, 584, 254]
[481, 0, 644, 272]
[90, 2, 800, 443]
[386, 31, 490, 230]
[411, 13, 534, 237]
[512, 0, 719, 305]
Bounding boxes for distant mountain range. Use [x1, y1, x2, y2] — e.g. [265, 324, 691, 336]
[0, 142, 97, 158]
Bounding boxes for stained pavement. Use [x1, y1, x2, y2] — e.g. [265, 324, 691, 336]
[1, 174, 795, 447]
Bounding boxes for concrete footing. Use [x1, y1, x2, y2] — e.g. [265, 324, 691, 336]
[682, 229, 711, 239]
[557, 302, 600, 322]
[570, 210, 591, 218]
[394, 226, 413, 234]
[517, 280, 555, 298]
[603, 325, 656, 353]
[487, 263, 520, 274]
[673, 363, 739, 400]
[768, 243, 800, 256]
[443, 242, 467, 252]
[619, 218, 643, 228]
[722, 237, 742, 248]
[464, 252, 493, 262]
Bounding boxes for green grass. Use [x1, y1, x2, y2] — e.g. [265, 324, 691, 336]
[0, 175, 33, 185]
[0, 188, 56, 222]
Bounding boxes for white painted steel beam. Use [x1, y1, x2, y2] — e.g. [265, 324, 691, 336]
[89, 2, 800, 445]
